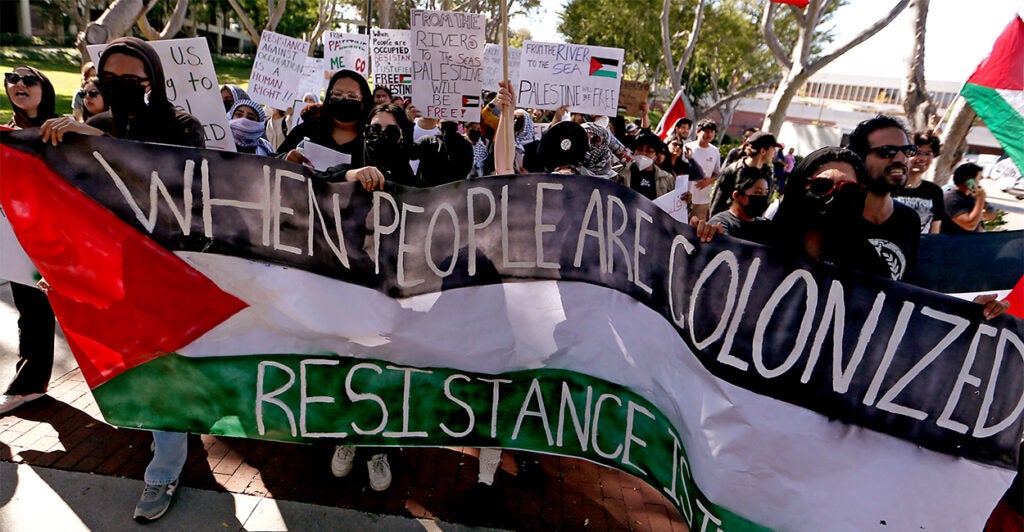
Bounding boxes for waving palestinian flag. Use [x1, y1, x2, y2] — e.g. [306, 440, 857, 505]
[962, 14, 1024, 173]
[1, 130, 1022, 531]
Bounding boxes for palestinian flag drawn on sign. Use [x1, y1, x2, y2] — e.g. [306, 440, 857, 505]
[2, 130, 1022, 532]
[399, 74, 413, 84]
[461, 95, 480, 108]
[962, 13, 1024, 174]
[589, 56, 619, 79]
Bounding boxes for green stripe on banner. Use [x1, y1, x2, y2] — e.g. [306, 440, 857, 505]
[962, 83, 1024, 171]
[592, 70, 617, 79]
[93, 353, 771, 531]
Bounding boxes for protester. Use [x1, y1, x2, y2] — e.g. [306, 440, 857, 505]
[292, 92, 321, 129]
[709, 131, 779, 217]
[722, 127, 758, 168]
[264, 107, 291, 151]
[783, 147, 796, 175]
[660, 138, 705, 199]
[706, 166, 773, 243]
[941, 162, 996, 234]
[685, 119, 721, 221]
[415, 119, 474, 186]
[466, 121, 489, 177]
[892, 131, 946, 233]
[357, 103, 418, 186]
[227, 99, 274, 156]
[40, 36, 205, 523]
[372, 85, 393, 105]
[0, 65, 58, 416]
[220, 84, 249, 112]
[615, 130, 675, 201]
[79, 77, 108, 122]
[580, 121, 618, 178]
[71, 61, 95, 122]
[665, 117, 692, 144]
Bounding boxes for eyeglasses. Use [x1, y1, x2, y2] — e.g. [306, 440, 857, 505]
[329, 91, 362, 100]
[98, 73, 150, 88]
[84, 90, 101, 99]
[868, 144, 918, 159]
[806, 177, 864, 198]
[5, 73, 41, 87]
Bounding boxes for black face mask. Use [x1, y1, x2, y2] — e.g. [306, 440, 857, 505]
[514, 116, 525, 132]
[101, 79, 147, 116]
[365, 124, 403, 163]
[741, 194, 770, 218]
[468, 130, 481, 142]
[326, 97, 364, 123]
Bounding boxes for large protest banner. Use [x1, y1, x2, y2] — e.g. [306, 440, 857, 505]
[519, 41, 625, 117]
[248, 30, 310, 111]
[86, 38, 234, 152]
[410, 9, 486, 120]
[370, 29, 413, 98]
[482, 44, 521, 92]
[323, 31, 369, 80]
[2, 129, 1023, 531]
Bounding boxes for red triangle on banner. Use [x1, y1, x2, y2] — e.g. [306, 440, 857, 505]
[0, 144, 247, 387]
[967, 15, 1024, 91]
[1003, 273, 1024, 320]
[589, 57, 603, 76]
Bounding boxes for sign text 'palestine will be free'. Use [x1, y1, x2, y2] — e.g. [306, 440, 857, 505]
[410, 9, 486, 121]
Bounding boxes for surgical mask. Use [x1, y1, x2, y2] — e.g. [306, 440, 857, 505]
[326, 97, 363, 123]
[741, 194, 770, 218]
[633, 155, 654, 171]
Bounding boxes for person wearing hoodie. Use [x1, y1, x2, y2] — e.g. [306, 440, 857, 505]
[0, 65, 59, 417]
[227, 99, 275, 156]
[39, 36, 205, 524]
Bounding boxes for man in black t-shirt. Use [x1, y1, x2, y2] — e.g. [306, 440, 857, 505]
[941, 162, 996, 234]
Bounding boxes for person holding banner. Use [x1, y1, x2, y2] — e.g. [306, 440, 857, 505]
[0, 65, 59, 416]
[321, 103, 418, 187]
[40, 36, 207, 523]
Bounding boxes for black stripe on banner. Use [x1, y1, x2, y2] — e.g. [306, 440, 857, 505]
[593, 56, 619, 67]
[4, 129, 1023, 470]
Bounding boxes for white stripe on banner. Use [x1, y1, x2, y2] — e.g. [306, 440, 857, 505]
[177, 251, 1014, 531]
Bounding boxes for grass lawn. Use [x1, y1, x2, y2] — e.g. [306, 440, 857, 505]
[1, 47, 252, 125]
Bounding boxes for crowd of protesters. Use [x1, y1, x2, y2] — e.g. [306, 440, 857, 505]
[1, 35, 1015, 525]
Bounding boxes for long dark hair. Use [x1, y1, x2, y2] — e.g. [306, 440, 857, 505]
[5, 65, 56, 128]
[324, 70, 373, 126]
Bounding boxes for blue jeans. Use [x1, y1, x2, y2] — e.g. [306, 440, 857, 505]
[145, 431, 187, 485]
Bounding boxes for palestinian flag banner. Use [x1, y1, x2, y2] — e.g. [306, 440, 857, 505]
[962, 14, 1024, 174]
[654, 90, 687, 141]
[2, 130, 1022, 531]
[589, 57, 619, 79]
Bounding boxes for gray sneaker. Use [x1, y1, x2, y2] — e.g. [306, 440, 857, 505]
[368, 453, 392, 491]
[133, 478, 179, 523]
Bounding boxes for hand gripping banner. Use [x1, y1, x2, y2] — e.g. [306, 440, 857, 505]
[2, 130, 1022, 531]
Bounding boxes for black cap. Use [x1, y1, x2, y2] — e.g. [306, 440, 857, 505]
[540, 121, 588, 171]
[747, 131, 781, 151]
[633, 130, 665, 151]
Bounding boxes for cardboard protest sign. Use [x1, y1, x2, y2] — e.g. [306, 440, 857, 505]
[482, 43, 521, 92]
[323, 31, 369, 80]
[410, 9, 486, 120]
[519, 41, 625, 117]
[3, 127, 1023, 532]
[87, 38, 234, 151]
[288, 57, 325, 131]
[248, 30, 310, 111]
[370, 28, 413, 98]
[618, 79, 650, 116]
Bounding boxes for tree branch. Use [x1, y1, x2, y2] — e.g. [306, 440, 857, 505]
[675, 0, 705, 81]
[699, 77, 781, 114]
[760, 2, 792, 71]
[227, 0, 262, 45]
[268, 0, 289, 32]
[807, 0, 910, 72]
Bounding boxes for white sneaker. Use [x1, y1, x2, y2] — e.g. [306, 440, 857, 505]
[0, 393, 44, 415]
[331, 446, 356, 477]
[368, 453, 392, 491]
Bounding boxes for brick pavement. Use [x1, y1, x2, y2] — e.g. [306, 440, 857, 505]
[1, 367, 689, 531]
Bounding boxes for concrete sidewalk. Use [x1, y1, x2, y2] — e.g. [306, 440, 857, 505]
[0, 283, 687, 531]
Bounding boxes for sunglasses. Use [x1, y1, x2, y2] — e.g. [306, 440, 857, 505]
[98, 73, 150, 87]
[868, 144, 918, 159]
[84, 90, 101, 98]
[365, 123, 402, 142]
[806, 177, 864, 198]
[5, 73, 41, 87]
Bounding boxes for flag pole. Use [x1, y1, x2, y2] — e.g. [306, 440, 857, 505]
[499, 0, 515, 172]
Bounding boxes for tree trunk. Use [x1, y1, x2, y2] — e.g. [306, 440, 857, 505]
[376, 0, 393, 28]
[902, 0, 934, 132]
[137, 0, 191, 40]
[226, 0, 262, 45]
[930, 95, 976, 186]
[77, 0, 147, 50]
[762, 67, 808, 136]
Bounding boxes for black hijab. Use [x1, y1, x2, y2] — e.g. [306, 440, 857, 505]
[5, 65, 56, 129]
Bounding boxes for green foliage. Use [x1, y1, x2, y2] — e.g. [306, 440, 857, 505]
[558, 0, 669, 82]
[982, 209, 1009, 232]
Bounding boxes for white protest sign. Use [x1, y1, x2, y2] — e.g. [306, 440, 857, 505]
[410, 9, 485, 121]
[290, 57, 325, 131]
[371, 28, 412, 98]
[482, 44, 521, 92]
[323, 32, 369, 80]
[519, 41, 625, 117]
[87, 38, 235, 151]
[248, 30, 310, 110]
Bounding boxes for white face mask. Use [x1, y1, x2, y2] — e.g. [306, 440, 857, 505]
[633, 154, 654, 171]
